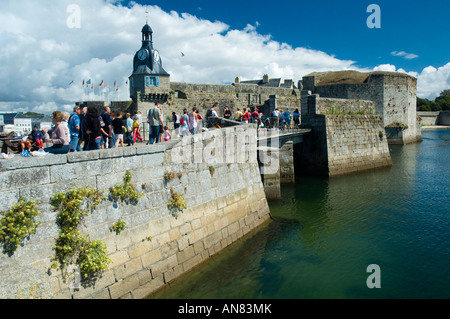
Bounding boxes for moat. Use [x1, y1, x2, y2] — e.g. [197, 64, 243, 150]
[149, 129, 450, 299]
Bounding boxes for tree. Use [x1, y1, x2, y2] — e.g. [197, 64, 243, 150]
[435, 90, 450, 111]
[417, 90, 450, 111]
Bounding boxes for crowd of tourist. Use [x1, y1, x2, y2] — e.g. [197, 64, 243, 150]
[17, 103, 301, 155]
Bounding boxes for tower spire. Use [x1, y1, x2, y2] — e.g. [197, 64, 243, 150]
[145, 8, 149, 24]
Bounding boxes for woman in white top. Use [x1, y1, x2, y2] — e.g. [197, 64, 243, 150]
[189, 107, 198, 135]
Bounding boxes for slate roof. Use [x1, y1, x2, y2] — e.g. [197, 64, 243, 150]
[241, 78, 282, 87]
[0, 113, 18, 125]
[240, 78, 297, 89]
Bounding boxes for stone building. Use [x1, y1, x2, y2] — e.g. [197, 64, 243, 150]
[80, 22, 422, 146]
[129, 22, 171, 117]
[127, 22, 301, 121]
[302, 70, 422, 144]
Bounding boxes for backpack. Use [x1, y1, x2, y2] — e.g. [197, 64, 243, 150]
[206, 109, 213, 118]
[180, 116, 185, 125]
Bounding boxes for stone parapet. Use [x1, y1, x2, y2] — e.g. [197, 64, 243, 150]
[0, 126, 270, 299]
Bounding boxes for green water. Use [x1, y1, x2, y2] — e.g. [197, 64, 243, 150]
[149, 130, 450, 299]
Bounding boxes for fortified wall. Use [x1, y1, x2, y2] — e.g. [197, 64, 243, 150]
[0, 126, 270, 299]
[302, 71, 422, 145]
[418, 111, 450, 126]
[298, 93, 393, 177]
[132, 78, 301, 123]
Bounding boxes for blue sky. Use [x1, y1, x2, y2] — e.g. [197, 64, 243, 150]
[134, 0, 449, 72]
[0, 0, 449, 114]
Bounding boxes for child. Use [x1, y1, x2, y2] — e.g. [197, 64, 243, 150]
[31, 125, 44, 149]
[163, 125, 172, 142]
[133, 117, 143, 143]
[112, 111, 125, 148]
[125, 113, 134, 146]
[43, 128, 51, 148]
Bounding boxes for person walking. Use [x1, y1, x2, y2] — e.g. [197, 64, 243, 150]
[293, 109, 300, 126]
[68, 105, 82, 152]
[189, 107, 198, 135]
[223, 106, 232, 119]
[101, 106, 113, 149]
[84, 106, 102, 151]
[125, 113, 134, 146]
[112, 111, 125, 148]
[179, 109, 189, 137]
[147, 102, 163, 144]
[172, 112, 180, 138]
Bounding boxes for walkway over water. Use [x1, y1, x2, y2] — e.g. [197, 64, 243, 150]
[257, 127, 311, 148]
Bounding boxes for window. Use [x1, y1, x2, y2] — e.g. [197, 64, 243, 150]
[146, 76, 160, 87]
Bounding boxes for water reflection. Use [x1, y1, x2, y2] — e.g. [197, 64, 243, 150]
[150, 130, 450, 299]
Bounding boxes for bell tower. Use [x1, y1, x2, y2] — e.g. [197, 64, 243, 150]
[129, 14, 170, 108]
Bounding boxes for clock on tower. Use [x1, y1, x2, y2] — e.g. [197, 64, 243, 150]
[129, 19, 170, 104]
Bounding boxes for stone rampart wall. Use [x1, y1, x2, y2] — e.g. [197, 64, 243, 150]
[0, 126, 270, 299]
[168, 82, 300, 119]
[438, 111, 450, 125]
[325, 115, 392, 176]
[311, 96, 376, 115]
[303, 73, 421, 144]
[418, 112, 440, 126]
[298, 114, 392, 177]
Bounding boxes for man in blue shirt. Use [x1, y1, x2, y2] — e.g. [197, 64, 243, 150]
[69, 106, 82, 152]
[283, 108, 292, 128]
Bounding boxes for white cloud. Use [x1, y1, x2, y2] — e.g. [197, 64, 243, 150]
[417, 63, 450, 99]
[391, 51, 419, 60]
[0, 0, 448, 114]
[373, 64, 397, 72]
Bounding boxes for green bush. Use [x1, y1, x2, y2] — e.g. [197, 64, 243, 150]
[168, 187, 187, 219]
[0, 197, 41, 255]
[111, 219, 127, 235]
[110, 171, 143, 203]
[51, 187, 109, 278]
[78, 240, 111, 278]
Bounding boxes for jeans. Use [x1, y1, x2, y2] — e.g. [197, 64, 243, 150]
[149, 125, 160, 144]
[86, 139, 101, 151]
[126, 131, 134, 146]
[44, 144, 70, 154]
[69, 135, 82, 152]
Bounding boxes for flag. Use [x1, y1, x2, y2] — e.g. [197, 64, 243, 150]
[91, 84, 93, 90]
[82, 80, 85, 87]
[114, 81, 116, 87]
[99, 80, 104, 87]
[87, 79, 91, 85]
[116, 86, 119, 91]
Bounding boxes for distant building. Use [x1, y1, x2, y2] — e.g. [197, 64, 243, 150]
[0, 112, 18, 133]
[237, 74, 296, 89]
[14, 114, 32, 134]
[13, 113, 53, 135]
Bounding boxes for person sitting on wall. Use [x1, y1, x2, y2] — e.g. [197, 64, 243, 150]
[44, 111, 70, 154]
[31, 125, 44, 149]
